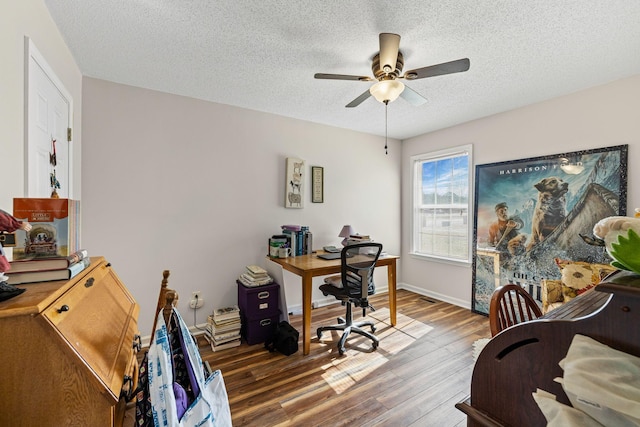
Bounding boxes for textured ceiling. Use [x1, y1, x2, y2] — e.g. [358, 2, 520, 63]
[44, 0, 640, 140]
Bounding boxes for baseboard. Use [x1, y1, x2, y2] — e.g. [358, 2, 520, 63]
[398, 282, 470, 310]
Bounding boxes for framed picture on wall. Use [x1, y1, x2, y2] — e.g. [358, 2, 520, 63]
[311, 166, 323, 203]
[285, 157, 304, 208]
[471, 145, 628, 315]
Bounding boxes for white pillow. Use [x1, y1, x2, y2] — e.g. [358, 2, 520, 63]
[559, 334, 640, 427]
[533, 389, 604, 426]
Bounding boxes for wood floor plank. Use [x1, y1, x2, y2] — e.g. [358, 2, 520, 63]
[126, 289, 491, 426]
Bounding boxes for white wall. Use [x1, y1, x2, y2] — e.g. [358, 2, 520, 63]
[401, 75, 640, 307]
[81, 78, 401, 336]
[0, 1, 82, 210]
[4, 1, 639, 340]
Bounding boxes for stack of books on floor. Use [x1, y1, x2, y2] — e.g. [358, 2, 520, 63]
[237, 264, 273, 287]
[204, 305, 241, 351]
[5, 249, 90, 285]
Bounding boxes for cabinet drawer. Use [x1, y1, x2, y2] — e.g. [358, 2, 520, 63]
[43, 260, 139, 401]
[242, 313, 278, 345]
[237, 281, 279, 319]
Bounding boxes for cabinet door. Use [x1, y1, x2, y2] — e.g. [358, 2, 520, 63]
[43, 261, 139, 400]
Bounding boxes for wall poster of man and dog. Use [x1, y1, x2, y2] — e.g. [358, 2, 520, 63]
[471, 145, 628, 315]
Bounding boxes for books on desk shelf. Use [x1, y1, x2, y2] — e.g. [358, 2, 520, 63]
[5, 257, 90, 285]
[12, 198, 80, 259]
[8, 249, 89, 273]
[279, 225, 312, 256]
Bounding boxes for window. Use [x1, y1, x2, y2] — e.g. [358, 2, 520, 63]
[411, 145, 472, 263]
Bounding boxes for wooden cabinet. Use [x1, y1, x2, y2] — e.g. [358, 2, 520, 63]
[0, 257, 139, 426]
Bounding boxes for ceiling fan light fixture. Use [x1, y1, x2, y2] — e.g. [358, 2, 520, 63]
[369, 80, 405, 103]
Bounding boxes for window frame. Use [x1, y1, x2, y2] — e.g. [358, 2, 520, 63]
[410, 144, 473, 265]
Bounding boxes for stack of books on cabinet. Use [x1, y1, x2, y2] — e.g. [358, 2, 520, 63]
[237, 264, 273, 287]
[204, 306, 241, 351]
[5, 249, 90, 285]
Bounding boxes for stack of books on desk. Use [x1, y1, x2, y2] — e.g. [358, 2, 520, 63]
[279, 224, 312, 256]
[238, 264, 273, 287]
[5, 249, 90, 285]
[347, 234, 372, 244]
[204, 306, 241, 351]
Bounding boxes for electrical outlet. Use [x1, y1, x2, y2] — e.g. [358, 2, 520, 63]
[189, 291, 204, 309]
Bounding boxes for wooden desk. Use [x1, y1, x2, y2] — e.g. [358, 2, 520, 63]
[269, 252, 399, 355]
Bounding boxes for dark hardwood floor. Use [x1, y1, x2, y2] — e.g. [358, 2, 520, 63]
[125, 289, 490, 426]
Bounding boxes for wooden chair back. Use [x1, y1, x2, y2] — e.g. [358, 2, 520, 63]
[489, 283, 542, 336]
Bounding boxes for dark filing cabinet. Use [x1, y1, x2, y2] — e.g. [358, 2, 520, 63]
[237, 281, 280, 345]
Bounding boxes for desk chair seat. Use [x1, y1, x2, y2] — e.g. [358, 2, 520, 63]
[317, 242, 383, 355]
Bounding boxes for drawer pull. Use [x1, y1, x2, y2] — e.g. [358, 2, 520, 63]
[57, 304, 70, 313]
[260, 319, 272, 327]
[84, 277, 95, 288]
[258, 291, 270, 299]
[133, 334, 142, 351]
[106, 262, 111, 267]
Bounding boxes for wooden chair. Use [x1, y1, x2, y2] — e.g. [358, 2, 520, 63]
[489, 283, 542, 336]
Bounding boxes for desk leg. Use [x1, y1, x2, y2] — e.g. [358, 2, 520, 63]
[388, 260, 397, 326]
[302, 271, 313, 355]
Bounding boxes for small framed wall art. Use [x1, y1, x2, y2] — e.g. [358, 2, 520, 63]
[285, 157, 304, 208]
[312, 166, 323, 203]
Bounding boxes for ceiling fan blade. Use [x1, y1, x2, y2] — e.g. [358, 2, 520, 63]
[402, 58, 470, 80]
[314, 73, 372, 81]
[379, 33, 401, 73]
[400, 85, 427, 106]
[345, 89, 372, 108]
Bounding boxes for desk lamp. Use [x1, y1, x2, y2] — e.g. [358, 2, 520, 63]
[339, 225, 354, 246]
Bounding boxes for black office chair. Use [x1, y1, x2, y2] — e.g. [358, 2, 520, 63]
[317, 242, 383, 355]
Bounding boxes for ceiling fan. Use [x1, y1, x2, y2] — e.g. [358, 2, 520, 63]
[314, 33, 470, 108]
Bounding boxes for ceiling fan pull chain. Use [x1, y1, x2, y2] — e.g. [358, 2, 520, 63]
[384, 100, 388, 155]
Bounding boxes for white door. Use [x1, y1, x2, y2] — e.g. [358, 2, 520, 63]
[26, 38, 73, 198]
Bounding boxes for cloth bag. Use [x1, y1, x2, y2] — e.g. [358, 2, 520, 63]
[148, 309, 232, 427]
